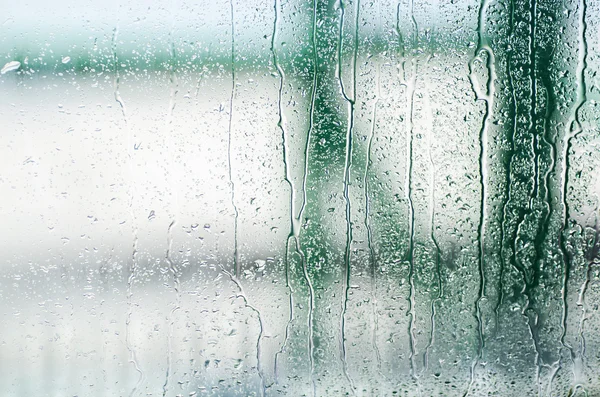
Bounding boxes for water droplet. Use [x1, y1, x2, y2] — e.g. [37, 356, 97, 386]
[1, 61, 20, 74]
[254, 259, 266, 272]
[62, 56, 71, 64]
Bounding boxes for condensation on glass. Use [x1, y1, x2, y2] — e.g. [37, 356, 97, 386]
[1, 0, 599, 395]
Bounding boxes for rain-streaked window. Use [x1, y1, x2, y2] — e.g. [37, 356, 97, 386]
[1, 0, 599, 395]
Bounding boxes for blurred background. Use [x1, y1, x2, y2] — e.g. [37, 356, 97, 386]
[1, 0, 600, 395]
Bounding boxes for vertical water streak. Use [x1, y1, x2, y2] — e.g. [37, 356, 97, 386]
[575, 226, 593, 391]
[223, 3, 265, 393]
[296, 0, 320, 393]
[533, 1, 559, 385]
[395, 3, 406, 83]
[365, 62, 382, 381]
[577, 220, 599, 371]
[526, 0, 546, 391]
[404, 0, 418, 382]
[338, 0, 359, 393]
[162, 9, 180, 394]
[529, 0, 539, 200]
[559, 0, 588, 377]
[219, 266, 266, 396]
[162, 220, 179, 397]
[270, 0, 296, 383]
[112, 27, 127, 119]
[228, 0, 240, 279]
[112, 13, 144, 396]
[465, 0, 496, 394]
[405, 64, 418, 383]
[422, 83, 443, 374]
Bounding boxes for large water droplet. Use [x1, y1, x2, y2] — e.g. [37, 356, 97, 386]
[1, 61, 20, 74]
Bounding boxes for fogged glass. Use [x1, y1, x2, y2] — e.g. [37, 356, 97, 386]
[1, 0, 599, 395]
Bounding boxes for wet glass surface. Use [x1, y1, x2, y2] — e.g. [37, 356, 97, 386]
[1, 0, 600, 395]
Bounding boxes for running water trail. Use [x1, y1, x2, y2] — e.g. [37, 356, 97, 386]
[422, 56, 443, 378]
[402, 0, 418, 385]
[464, 0, 496, 394]
[270, 0, 296, 384]
[162, 6, 180, 394]
[365, 61, 384, 384]
[558, 0, 588, 387]
[294, 0, 320, 394]
[574, 221, 598, 391]
[112, 8, 144, 395]
[338, 0, 359, 394]
[227, 0, 240, 280]
[219, 265, 267, 396]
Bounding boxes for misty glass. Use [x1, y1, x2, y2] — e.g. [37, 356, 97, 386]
[1, 0, 599, 395]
